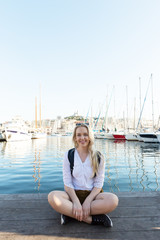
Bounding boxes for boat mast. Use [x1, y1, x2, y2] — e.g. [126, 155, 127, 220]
[136, 75, 152, 131]
[39, 84, 41, 129]
[35, 97, 37, 129]
[133, 97, 136, 130]
[139, 77, 141, 129]
[151, 74, 154, 131]
[102, 86, 114, 131]
[113, 85, 116, 131]
[126, 85, 129, 132]
[139, 77, 141, 117]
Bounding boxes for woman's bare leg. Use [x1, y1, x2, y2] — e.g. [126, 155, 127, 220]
[91, 192, 119, 215]
[83, 192, 119, 224]
[48, 190, 76, 218]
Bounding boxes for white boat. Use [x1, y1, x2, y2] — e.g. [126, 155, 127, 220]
[32, 132, 47, 139]
[113, 131, 126, 140]
[105, 132, 114, 140]
[125, 133, 138, 141]
[136, 133, 144, 142]
[2, 116, 31, 142]
[51, 132, 61, 137]
[94, 131, 114, 140]
[138, 132, 159, 143]
[61, 132, 72, 136]
[0, 132, 5, 141]
[156, 132, 160, 143]
[94, 132, 107, 139]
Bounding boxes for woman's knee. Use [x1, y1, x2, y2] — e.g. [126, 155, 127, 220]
[101, 192, 119, 210]
[48, 191, 54, 203]
[48, 190, 67, 210]
[110, 193, 119, 209]
[48, 191, 59, 207]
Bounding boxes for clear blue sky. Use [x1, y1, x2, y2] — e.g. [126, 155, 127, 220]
[0, 0, 160, 123]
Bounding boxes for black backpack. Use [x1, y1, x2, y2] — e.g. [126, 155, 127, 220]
[68, 148, 101, 177]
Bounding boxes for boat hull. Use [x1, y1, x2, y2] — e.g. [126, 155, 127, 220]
[156, 133, 160, 143]
[94, 133, 107, 139]
[125, 133, 138, 141]
[3, 130, 31, 142]
[139, 133, 159, 143]
[94, 132, 114, 139]
[32, 132, 47, 139]
[113, 134, 126, 140]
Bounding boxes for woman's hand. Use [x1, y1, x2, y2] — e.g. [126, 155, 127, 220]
[82, 199, 91, 220]
[72, 201, 83, 221]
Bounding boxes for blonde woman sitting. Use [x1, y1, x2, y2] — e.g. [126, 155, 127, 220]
[48, 124, 118, 227]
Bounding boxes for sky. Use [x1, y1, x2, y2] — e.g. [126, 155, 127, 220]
[0, 0, 160, 124]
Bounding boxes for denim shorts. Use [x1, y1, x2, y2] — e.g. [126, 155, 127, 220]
[75, 189, 103, 204]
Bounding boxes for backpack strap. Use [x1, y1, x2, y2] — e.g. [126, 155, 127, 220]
[68, 148, 75, 175]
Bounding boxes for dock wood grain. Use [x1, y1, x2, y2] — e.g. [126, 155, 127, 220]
[0, 192, 160, 240]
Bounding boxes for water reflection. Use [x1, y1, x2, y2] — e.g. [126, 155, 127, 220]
[1, 141, 32, 159]
[32, 140, 42, 191]
[0, 136, 160, 193]
[94, 139, 160, 192]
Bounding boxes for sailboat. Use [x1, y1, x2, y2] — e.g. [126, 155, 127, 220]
[113, 111, 126, 140]
[32, 88, 47, 139]
[94, 87, 115, 140]
[125, 86, 138, 141]
[137, 74, 159, 143]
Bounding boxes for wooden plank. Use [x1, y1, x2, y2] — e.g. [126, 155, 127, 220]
[0, 231, 160, 240]
[118, 196, 160, 207]
[110, 206, 160, 217]
[0, 193, 48, 200]
[0, 206, 159, 221]
[0, 191, 160, 200]
[116, 191, 160, 197]
[0, 217, 160, 233]
[0, 200, 50, 209]
[1, 195, 160, 208]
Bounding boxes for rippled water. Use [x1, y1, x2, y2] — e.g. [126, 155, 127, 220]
[0, 136, 160, 194]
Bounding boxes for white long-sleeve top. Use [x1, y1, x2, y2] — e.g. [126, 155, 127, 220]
[63, 149, 105, 191]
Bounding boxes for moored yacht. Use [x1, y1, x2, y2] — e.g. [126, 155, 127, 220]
[138, 132, 159, 143]
[0, 132, 5, 141]
[2, 116, 31, 142]
[31, 131, 47, 139]
[113, 132, 126, 140]
[125, 133, 138, 141]
[94, 132, 107, 139]
[156, 132, 160, 143]
[94, 131, 114, 139]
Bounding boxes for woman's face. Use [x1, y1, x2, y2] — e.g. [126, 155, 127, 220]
[75, 126, 90, 148]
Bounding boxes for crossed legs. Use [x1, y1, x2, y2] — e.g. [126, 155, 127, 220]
[48, 190, 118, 224]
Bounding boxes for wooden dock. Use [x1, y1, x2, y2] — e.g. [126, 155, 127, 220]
[0, 192, 160, 240]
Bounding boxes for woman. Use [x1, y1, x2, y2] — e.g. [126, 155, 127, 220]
[48, 124, 118, 227]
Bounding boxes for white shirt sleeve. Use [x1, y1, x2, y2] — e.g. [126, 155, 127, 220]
[63, 151, 74, 189]
[93, 157, 105, 189]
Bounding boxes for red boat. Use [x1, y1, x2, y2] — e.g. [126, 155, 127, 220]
[113, 133, 126, 140]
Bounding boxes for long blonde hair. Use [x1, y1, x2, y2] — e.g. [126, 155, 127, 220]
[72, 124, 104, 177]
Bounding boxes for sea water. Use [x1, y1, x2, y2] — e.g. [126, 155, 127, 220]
[0, 136, 160, 194]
